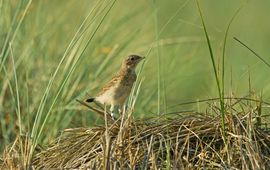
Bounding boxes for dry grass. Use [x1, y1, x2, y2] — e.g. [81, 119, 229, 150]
[1, 98, 270, 169]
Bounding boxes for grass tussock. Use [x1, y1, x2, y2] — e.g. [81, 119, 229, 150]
[2, 98, 270, 169]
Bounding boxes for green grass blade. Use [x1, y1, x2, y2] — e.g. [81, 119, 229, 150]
[0, 0, 32, 72]
[153, 0, 162, 116]
[234, 37, 270, 68]
[9, 43, 22, 135]
[196, 0, 225, 135]
[222, 6, 243, 98]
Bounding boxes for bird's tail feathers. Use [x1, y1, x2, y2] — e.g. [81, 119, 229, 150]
[86, 97, 95, 103]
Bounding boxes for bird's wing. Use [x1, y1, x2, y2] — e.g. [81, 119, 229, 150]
[98, 74, 122, 95]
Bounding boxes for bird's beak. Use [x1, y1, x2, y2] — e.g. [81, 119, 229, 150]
[137, 56, 145, 63]
[140, 56, 145, 61]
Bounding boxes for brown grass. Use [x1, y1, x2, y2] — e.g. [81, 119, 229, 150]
[1, 98, 270, 169]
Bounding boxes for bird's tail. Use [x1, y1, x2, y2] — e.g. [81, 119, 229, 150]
[85, 97, 95, 103]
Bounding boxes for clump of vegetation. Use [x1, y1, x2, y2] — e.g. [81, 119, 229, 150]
[2, 98, 270, 169]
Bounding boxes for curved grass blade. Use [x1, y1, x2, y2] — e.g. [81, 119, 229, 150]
[234, 37, 270, 68]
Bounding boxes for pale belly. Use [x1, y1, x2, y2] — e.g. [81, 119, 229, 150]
[95, 85, 132, 106]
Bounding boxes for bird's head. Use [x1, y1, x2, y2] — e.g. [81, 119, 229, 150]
[122, 55, 145, 70]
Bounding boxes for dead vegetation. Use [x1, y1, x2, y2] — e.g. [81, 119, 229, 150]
[1, 97, 270, 169]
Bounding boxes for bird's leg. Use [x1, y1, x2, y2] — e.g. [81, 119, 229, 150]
[118, 104, 126, 116]
[118, 106, 122, 115]
[110, 104, 115, 119]
[123, 104, 126, 114]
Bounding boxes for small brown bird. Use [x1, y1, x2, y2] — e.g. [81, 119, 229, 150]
[86, 55, 145, 118]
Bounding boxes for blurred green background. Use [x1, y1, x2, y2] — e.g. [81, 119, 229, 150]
[1, 0, 270, 152]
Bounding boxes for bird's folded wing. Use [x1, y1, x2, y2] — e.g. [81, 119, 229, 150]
[98, 74, 122, 95]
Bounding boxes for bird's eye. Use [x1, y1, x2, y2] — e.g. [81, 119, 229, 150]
[130, 57, 135, 61]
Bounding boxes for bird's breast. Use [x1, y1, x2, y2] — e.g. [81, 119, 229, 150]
[96, 72, 136, 105]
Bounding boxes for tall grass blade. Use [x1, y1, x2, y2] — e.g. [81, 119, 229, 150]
[196, 0, 225, 136]
[152, 0, 162, 116]
[9, 43, 22, 135]
[222, 6, 243, 97]
[0, 0, 32, 72]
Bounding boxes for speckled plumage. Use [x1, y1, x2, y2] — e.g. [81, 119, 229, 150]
[86, 55, 144, 118]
